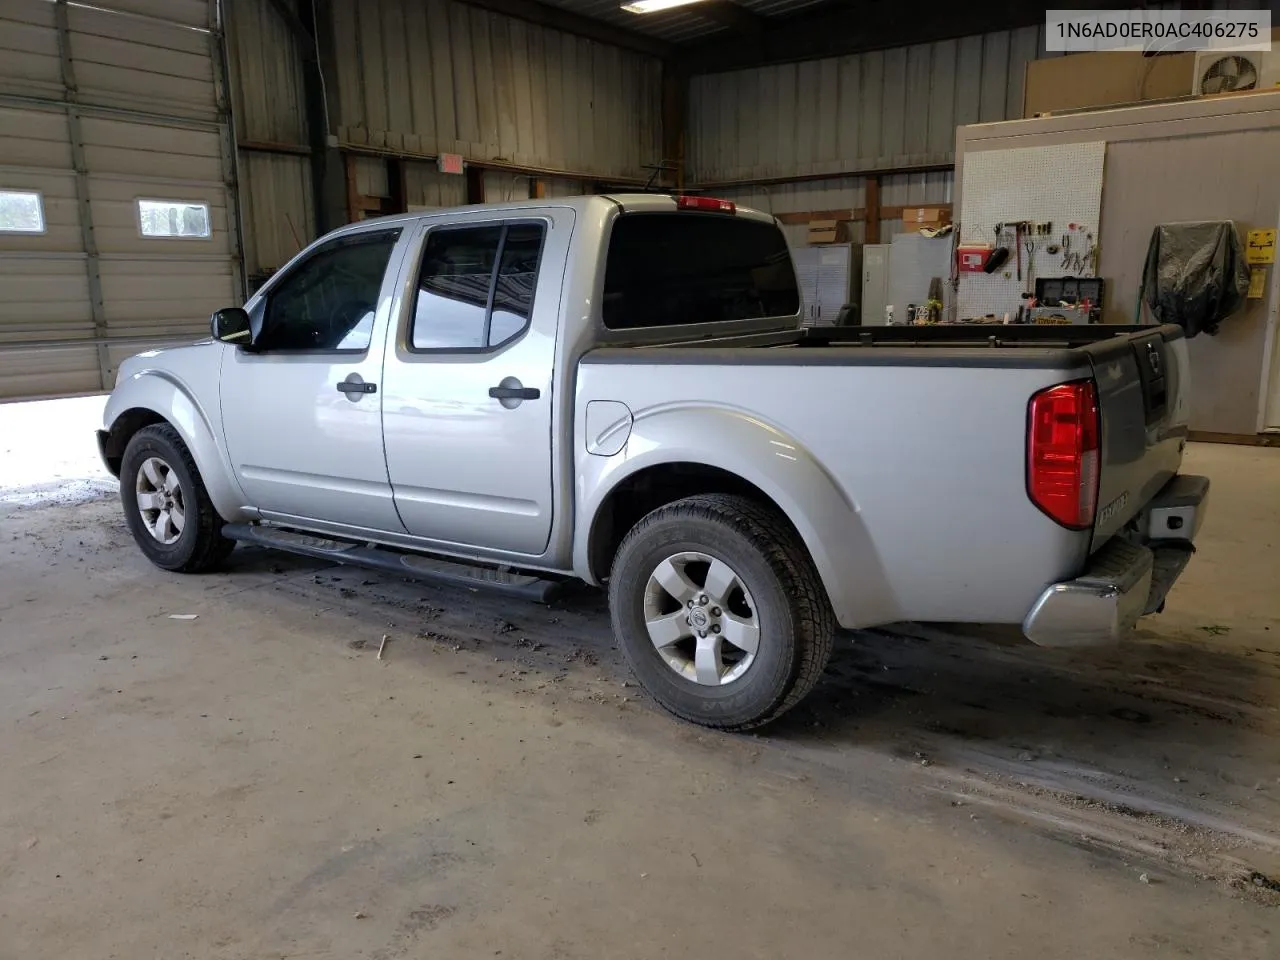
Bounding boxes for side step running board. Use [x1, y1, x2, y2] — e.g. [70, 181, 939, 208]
[222, 523, 563, 603]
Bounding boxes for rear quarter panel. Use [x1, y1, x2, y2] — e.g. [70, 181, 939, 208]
[576, 353, 1095, 629]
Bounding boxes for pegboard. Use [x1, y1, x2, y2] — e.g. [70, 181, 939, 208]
[957, 142, 1106, 319]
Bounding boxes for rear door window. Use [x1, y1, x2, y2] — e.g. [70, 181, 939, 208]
[602, 213, 799, 330]
[410, 222, 546, 351]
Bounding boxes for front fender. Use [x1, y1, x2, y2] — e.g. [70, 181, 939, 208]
[574, 403, 901, 628]
[104, 369, 251, 522]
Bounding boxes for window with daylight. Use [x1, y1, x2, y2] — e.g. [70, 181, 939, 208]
[138, 199, 211, 239]
[410, 222, 546, 351]
[0, 190, 45, 233]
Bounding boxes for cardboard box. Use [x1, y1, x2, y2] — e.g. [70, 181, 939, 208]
[1023, 51, 1196, 117]
[807, 219, 850, 244]
[902, 206, 945, 225]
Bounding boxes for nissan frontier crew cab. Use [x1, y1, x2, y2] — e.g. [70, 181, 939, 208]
[98, 194, 1209, 730]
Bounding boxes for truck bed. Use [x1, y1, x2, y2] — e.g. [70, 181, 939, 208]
[577, 321, 1189, 627]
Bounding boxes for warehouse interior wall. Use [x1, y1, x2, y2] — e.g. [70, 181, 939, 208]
[329, 0, 663, 181]
[687, 24, 1061, 243]
[224, 0, 664, 286]
[225, 0, 315, 287]
[956, 91, 1280, 437]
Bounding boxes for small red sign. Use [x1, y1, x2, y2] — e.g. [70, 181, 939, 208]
[437, 153, 465, 175]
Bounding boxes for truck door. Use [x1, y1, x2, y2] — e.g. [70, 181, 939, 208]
[218, 226, 410, 533]
[379, 207, 571, 556]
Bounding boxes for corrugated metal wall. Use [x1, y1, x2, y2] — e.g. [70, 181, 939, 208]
[225, 0, 314, 283]
[330, 0, 663, 180]
[690, 25, 1054, 184]
[689, 25, 1060, 251]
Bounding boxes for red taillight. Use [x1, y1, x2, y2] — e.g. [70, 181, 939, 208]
[676, 195, 735, 214]
[1027, 380, 1100, 530]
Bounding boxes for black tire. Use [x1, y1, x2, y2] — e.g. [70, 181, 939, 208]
[119, 423, 235, 573]
[608, 494, 835, 730]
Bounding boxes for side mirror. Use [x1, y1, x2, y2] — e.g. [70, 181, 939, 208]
[211, 307, 253, 345]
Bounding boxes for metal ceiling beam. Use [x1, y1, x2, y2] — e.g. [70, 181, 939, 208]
[676, 0, 1143, 74]
[688, 1, 765, 37]
[456, 0, 674, 59]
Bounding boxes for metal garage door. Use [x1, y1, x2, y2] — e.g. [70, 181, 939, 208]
[0, 0, 241, 401]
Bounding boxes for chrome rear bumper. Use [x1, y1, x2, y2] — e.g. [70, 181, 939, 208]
[1022, 474, 1208, 648]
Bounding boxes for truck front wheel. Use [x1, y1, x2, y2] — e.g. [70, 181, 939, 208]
[608, 494, 835, 730]
[120, 424, 235, 573]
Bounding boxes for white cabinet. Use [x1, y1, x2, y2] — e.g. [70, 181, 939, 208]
[861, 244, 890, 325]
[793, 243, 857, 326]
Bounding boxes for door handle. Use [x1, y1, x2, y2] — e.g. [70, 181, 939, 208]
[336, 376, 376, 397]
[488, 385, 540, 400]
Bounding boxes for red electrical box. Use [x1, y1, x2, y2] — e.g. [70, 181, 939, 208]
[957, 245, 992, 272]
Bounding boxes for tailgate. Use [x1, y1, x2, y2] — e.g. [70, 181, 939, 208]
[1084, 324, 1190, 549]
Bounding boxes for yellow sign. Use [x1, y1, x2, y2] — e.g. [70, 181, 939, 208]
[1247, 228, 1277, 265]
[1248, 267, 1267, 299]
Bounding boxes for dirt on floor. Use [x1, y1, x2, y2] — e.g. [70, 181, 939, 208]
[1, 442, 1278, 959]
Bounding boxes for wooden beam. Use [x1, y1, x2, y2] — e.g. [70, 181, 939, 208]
[661, 63, 688, 191]
[881, 203, 950, 220]
[387, 157, 407, 215]
[530, 178, 548, 199]
[466, 165, 485, 204]
[239, 139, 310, 157]
[774, 209, 861, 225]
[345, 154, 383, 222]
[864, 175, 881, 244]
[772, 203, 952, 227]
[695, 161, 953, 191]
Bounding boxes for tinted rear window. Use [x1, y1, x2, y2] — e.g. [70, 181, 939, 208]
[602, 213, 800, 330]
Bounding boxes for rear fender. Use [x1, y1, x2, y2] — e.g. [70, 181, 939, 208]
[104, 370, 250, 522]
[575, 404, 900, 628]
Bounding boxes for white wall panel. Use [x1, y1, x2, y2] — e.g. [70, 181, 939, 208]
[331, 0, 662, 180]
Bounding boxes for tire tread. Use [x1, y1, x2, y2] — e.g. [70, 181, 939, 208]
[124, 424, 234, 573]
[611, 493, 835, 730]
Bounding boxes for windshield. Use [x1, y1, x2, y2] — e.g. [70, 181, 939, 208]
[602, 212, 800, 330]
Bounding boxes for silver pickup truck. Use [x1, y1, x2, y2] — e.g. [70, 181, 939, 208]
[98, 194, 1208, 729]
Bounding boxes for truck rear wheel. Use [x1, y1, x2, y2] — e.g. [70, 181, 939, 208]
[120, 424, 235, 573]
[608, 494, 835, 730]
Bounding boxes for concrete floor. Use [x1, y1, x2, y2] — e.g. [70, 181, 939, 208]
[1, 411, 1279, 958]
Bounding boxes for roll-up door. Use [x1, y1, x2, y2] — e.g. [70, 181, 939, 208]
[0, 0, 241, 401]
